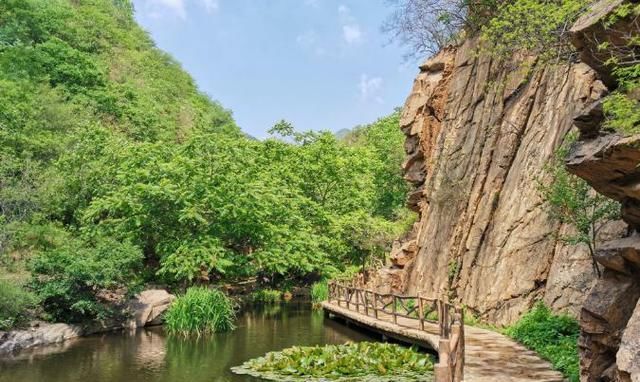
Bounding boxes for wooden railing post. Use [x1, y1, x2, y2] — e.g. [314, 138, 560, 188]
[455, 307, 465, 382]
[355, 289, 360, 313]
[373, 292, 379, 319]
[346, 287, 350, 310]
[364, 291, 369, 316]
[392, 295, 398, 324]
[418, 294, 425, 331]
[435, 337, 452, 382]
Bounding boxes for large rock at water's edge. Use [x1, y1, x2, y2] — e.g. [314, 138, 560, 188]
[126, 289, 175, 328]
[0, 323, 83, 355]
[0, 289, 175, 355]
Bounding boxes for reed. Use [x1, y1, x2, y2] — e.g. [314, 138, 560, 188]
[164, 287, 236, 336]
[250, 289, 282, 303]
[310, 281, 328, 305]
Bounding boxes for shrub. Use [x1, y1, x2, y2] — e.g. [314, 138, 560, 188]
[310, 281, 328, 305]
[250, 289, 282, 304]
[0, 279, 38, 330]
[480, 0, 589, 61]
[506, 303, 580, 382]
[29, 235, 143, 322]
[232, 341, 434, 381]
[538, 133, 620, 277]
[164, 287, 236, 336]
[604, 91, 640, 134]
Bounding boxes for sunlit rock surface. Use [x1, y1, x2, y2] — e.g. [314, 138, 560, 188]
[0, 289, 174, 355]
[367, 37, 624, 326]
[564, 0, 640, 379]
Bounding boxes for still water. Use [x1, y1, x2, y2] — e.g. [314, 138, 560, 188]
[0, 301, 377, 382]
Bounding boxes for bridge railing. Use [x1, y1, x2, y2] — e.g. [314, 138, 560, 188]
[327, 281, 464, 382]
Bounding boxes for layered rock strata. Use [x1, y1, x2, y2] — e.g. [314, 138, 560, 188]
[380, 36, 626, 325]
[369, 0, 639, 377]
[565, 1, 640, 380]
[567, 131, 640, 382]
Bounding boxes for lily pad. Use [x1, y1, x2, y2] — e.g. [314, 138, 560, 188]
[231, 342, 434, 382]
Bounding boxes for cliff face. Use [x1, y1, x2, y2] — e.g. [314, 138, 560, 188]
[565, 1, 640, 380]
[380, 1, 640, 380]
[382, 38, 626, 326]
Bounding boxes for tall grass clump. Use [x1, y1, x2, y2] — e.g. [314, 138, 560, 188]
[250, 289, 282, 304]
[164, 287, 236, 336]
[310, 281, 328, 305]
[506, 302, 580, 382]
[0, 279, 38, 330]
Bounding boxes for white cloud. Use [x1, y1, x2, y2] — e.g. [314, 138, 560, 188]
[296, 30, 317, 48]
[338, 4, 351, 21]
[359, 74, 384, 104]
[200, 0, 219, 13]
[141, 0, 219, 20]
[337, 4, 363, 45]
[147, 0, 187, 19]
[296, 30, 327, 56]
[304, 0, 320, 8]
[342, 24, 362, 45]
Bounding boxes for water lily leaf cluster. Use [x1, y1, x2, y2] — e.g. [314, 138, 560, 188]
[231, 342, 434, 381]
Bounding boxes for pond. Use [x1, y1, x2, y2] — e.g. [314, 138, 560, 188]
[0, 301, 377, 382]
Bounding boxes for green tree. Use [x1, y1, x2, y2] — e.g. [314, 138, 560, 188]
[538, 134, 620, 277]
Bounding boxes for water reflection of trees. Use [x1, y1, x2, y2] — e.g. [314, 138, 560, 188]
[0, 302, 377, 382]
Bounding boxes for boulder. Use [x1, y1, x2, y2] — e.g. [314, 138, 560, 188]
[390, 239, 419, 268]
[0, 323, 83, 355]
[126, 289, 175, 328]
[570, 0, 626, 87]
[579, 266, 640, 381]
[618, 300, 640, 381]
[0, 289, 175, 356]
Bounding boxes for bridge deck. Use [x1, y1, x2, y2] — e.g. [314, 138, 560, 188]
[322, 301, 566, 382]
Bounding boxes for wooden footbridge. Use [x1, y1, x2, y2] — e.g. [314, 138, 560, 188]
[322, 282, 566, 382]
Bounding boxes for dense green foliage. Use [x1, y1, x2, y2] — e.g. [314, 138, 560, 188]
[506, 303, 580, 382]
[480, 0, 639, 135]
[0, 0, 411, 324]
[0, 279, 38, 330]
[250, 289, 282, 304]
[601, 3, 640, 134]
[164, 287, 236, 336]
[29, 229, 143, 322]
[310, 281, 329, 305]
[538, 133, 620, 276]
[232, 342, 433, 381]
[480, 0, 589, 60]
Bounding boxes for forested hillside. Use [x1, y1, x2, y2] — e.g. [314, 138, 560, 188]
[0, 0, 411, 325]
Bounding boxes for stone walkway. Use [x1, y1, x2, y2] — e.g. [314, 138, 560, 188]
[321, 301, 565, 382]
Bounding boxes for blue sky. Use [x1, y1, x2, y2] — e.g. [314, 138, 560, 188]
[132, 0, 420, 138]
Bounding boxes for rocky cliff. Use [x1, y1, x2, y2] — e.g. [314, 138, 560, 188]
[565, 1, 640, 380]
[367, 0, 640, 380]
[374, 35, 627, 326]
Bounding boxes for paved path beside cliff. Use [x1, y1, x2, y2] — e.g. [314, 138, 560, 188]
[322, 301, 565, 382]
